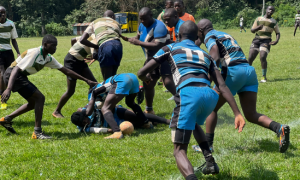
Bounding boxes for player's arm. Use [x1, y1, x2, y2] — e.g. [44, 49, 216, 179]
[79, 32, 99, 50]
[71, 38, 77, 46]
[250, 19, 263, 33]
[1, 66, 21, 103]
[209, 62, 245, 133]
[209, 45, 221, 67]
[11, 39, 20, 57]
[58, 67, 97, 87]
[128, 38, 165, 50]
[195, 38, 202, 47]
[86, 84, 110, 115]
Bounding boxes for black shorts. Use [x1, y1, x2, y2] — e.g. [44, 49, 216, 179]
[144, 57, 172, 79]
[250, 38, 271, 54]
[64, 53, 88, 81]
[0, 50, 15, 69]
[171, 127, 193, 144]
[3, 67, 37, 99]
[295, 21, 300, 27]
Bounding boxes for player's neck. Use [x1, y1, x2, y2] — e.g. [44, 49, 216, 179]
[41, 46, 49, 59]
[264, 14, 272, 19]
[179, 11, 185, 17]
[0, 18, 6, 24]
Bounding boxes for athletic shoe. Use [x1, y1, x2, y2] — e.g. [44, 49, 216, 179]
[244, 29, 246, 32]
[0, 117, 16, 134]
[0, 103, 7, 110]
[168, 96, 174, 101]
[32, 131, 52, 139]
[278, 125, 290, 153]
[142, 121, 153, 129]
[144, 110, 155, 115]
[260, 76, 267, 83]
[192, 145, 214, 153]
[200, 157, 219, 175]
[104, 132, 123, 139]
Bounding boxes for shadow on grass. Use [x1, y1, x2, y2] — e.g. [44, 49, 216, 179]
[51, 131, 88, 140]
[267, 77, 300, 82]
[131, 128, 165, 137]
[156, 112, 172, 119]
[14, 120, 63, 128]
[215, 111, 235, 126]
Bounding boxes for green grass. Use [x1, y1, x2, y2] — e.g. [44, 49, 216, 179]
[0, 28, 300, 179]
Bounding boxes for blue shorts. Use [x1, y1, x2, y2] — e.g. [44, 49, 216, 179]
[110, 73, 140, 95]
[215, 64, 258, 96]
[170, 86, 219, 130]
[97, 39, 123, 67]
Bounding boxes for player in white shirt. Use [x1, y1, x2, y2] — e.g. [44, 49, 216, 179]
[240, 15, 246, 33]
[294, 10, 300, 36]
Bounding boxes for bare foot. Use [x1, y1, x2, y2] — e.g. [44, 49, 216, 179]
[52, 111, 65, 118]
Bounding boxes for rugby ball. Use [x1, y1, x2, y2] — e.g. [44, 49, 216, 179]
[120, 121, 134, 135]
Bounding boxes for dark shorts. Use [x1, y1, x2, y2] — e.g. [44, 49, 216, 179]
[0, 50, 15, 69]
[250, 38, 271, 54]
[171, 128, 193, 144]
[144, 57, 172, 79]
[98, 39, 123, 67]
[295, 21, 300, 27]
[64, 53, 88, 81]
[3, 67, 37, 99]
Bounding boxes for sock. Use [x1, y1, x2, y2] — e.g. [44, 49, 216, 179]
[145, 106, 153, 111]
[205, 133, 214, 147]
[103, 112, 121, 132]
[185, 174, 198, 180]
[199, 141, 212, 164]
[34, 127, 42, 134]
[4, 116, 12, 122]
[269, 121, 281, 134]
[262, 69, 267, 77]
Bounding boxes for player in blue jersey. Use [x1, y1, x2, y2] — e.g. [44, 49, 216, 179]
[138, 21, 245, 179]
[197, 19, 290, 153]
[75, 73, 153, 139]
[122, 7, 176, 115]
[163, 8, 185, 42]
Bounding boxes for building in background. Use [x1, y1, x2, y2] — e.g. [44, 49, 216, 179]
[72, 23, 91, 35]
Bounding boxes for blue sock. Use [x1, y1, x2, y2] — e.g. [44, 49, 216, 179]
[262, 69, 267, 77]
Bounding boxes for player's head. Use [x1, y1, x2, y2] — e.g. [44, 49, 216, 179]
[163, 8, 179, 28]
[165, 0, 174, 9]
[42, 34, 57, 55]
[139, 7, 153, 27]
[104, 10, 115, 20]
[71, 110, 90, 127]
[0, 6, 6, 22]
[266, 6, 275, 17]
[174, 0, 184, 15]
[197, 19, 213, 42]
[240, 15, 242, 18]
[178, 20, 198, 42]
[297, 10, 300, 14]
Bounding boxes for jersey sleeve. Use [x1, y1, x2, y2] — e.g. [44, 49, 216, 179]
[11, 22, 18, 39]
[16, 50, 37, 71]
[45, 56, 63, 69]
[84, 22, 95, 36]
[153, 22, 168, 43]
[137, 24, 142, 36]
[153, 46, 170, 64]
[189, 15, 196, 23]
[205, 36, 217, 52]
[274, 23, 280, 34]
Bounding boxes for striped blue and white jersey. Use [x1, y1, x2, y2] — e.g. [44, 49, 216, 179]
[153, 39, 217, 91]
[204, 29, 248, 70]
[88, 76, 114, 102]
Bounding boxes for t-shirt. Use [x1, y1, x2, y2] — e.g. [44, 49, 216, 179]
[138, 19, 169, 59]
[10, 46, 63, 76]
[295, 14, 300, 21]
[172, 13, 195, 41]
[157, 10, 165, 22]
[68, 34, 96, 60]
[0, 19, 18, 51]
[240, 17, 244, 26]
[251, 16, 280, 39]
[84, 17, 122, 47]
[174, 19, 185, 42]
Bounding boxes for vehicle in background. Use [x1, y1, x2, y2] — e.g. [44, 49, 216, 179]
[115, 12, 138, 33]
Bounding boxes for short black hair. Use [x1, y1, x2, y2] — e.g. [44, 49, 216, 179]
[174, 0, 184, 5]
[42, 34, 57, 44]
[71, 111, 86, 127]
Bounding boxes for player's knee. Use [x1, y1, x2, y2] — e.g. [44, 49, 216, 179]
[244, 111, 257, 122]
[67, 88, 75, 96]
[35, 93, 45, 103]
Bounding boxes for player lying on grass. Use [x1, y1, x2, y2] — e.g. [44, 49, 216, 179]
[0, 34, 97, 139]
[78, 73, 153, 139]
[196, 19, 290, 153]
[138, 21, 245, 179]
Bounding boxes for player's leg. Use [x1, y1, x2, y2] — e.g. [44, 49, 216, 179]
[0, 65, 6, 95]
[100, 65, 119, 81]
[173, 142, 195, 178]
[162, 75, 176, 95]
[144, 75, 159, 114]
[294, 24, 297, 36]
[259, 50, 268, 82]
[248, 39, 260, 66]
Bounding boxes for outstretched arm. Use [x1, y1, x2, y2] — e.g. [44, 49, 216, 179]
[1, 66, 21, 103]
[137, 59, 160, 82]
[79, 32, 99, 49]
[128, 38, 165, 50]
[58, 67, 97, 87]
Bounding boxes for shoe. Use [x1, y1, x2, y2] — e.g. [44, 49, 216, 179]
[260, 76, 267, 83]
[168, 96, 174, 101]
[278, 125, 290, 153]
[142, 121, 153, 129]
[200, 157, 219, 175]
[244, 30, 246, 32]
[144, 110, 155, 115]
[0, 117, 16, 134]
[32, 131, 52, 139]
[104, 132, 124, 139]
[192, 145, 214, 153]
[0, 103, 7, 110]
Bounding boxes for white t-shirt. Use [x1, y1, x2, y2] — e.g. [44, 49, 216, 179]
[0, 19, 18, 51]
[240, 17, 244, 26]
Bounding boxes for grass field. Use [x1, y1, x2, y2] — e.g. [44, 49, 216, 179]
[0, 27, 300, 179]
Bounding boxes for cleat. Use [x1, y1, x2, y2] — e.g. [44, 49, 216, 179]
[32, 131, 52, 139]
[192, 145, 214, 153]
[278, 125, 290, 153]
[136, 86, 144, 105]
[0, 117, 16, 134]
[144, 110, 155, 115]
[201, 157, 219, 175]
[142, 121, 153, 129]
[260, 76, 267, 83]
[0, 103, 7, 110]
[104, 131, 123, 139]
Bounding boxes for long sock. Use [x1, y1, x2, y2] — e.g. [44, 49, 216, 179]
[269, 121, 281, 134]
[262, 69, 267, 77]
[185, 174, 198, 180]
[205, 133, 214, 147]
[34, 127, 42, 134]
[131, 104, 148, 126]
[199, 141, 212, 165]
[4, 116, 12, 122]
[103, 112, 121, 132]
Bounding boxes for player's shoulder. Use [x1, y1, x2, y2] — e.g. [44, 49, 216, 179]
[155, 19, 166, 28]
[270, 17, 277, 24]
[204, 30, 218, 42]
[5, 19, 14, 24]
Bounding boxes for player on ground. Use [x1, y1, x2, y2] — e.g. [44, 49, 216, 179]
[197, 19, 290, 153]
[163, 8, 185, 42]
[52, 35, 98, 118]
[138, 21, 245, 179]
[85, 73, 153, 139]
[122, 7, 176, 115]
[0, 35, 97, 139]
[80, 10, 122, 81]
[0, 6, 20, 110]
[248, 6, 280, 83]
[240, 15, 246, 33]
[294, 10, 300, 36]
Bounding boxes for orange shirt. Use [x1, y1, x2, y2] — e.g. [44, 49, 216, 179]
[172, 13, 195, 41]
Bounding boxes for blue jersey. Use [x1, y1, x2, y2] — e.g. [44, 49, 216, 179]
[204, 29, 248, 70]
[153, 39, 217, 91]
[174, 19, 185, 42]
[138, 19, 168, 59]
[88, 76, 114, 102]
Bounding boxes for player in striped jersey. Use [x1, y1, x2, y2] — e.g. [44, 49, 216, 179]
[138, 21, 245, 178]
[248, 6, 280, 83]
[0, 6, 20, 110]
[294, 10, 300, 36]
[52, 35, 98, 118]
[197, 19, 290, 153]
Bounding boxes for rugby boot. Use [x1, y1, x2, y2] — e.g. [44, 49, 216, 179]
[192, 145, 214, 153]
[201, 156, 219, 175]
[104, 131, 123, 139]
[142, 121, 153, 129]
[32, 131, 52, 139]
[278, 125, 290, 153]
[0, 117, 16, 134]
[260, 76, 267, 83]
[144, 110, 155, 115]
[0, 102, 7, 110]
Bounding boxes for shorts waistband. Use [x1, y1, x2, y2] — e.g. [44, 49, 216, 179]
[228, 60, 249, 67]
[185, 82, 209, 88]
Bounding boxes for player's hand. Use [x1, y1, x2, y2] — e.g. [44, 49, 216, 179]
[269, 41, 278, 45]
[17, 54, 20, 57]
[87, 80, 98, 88]
[256, 25, 264, 31]
[234, 114, 245, 133]
[140, 73, 153, 85]
[85, 59, 96, 66]
[119, 34, 129, 41]
[1, 89, 11, 103]
[128, 38, 140, 45]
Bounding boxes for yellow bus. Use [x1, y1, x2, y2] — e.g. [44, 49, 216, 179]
[115, 12, 138, 33]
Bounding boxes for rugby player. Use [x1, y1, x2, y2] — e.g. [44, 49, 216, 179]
[294, 10, 300, 36]
[163, 8, 185, 42]
[240, 15, 246, 33]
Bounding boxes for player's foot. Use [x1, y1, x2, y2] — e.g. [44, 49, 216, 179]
[142, 121, 153, 129]
[260, 76, 267, 83]
[104, 132, 124, 139]
[52, 111, 64, 118]
[168, 96, 174, 101]
[278, 125, 290, 153]
[144, 110, 155, 115]
[0, 102, 7, 110]
[192, 145, 214, 153]
[0, 117, 16, 134]
[244, 30, 246, 32]
[201, 157, 219, 175]
[32, 131, 52, 139]
[240, 31, 242, 33]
